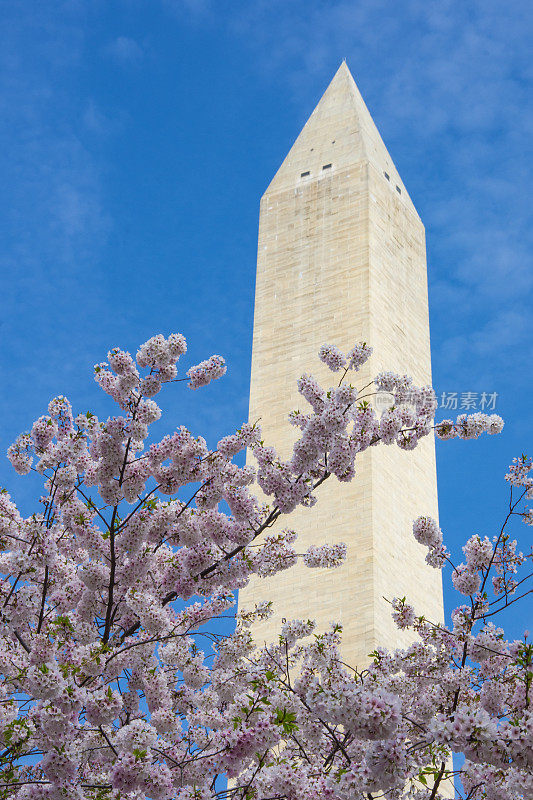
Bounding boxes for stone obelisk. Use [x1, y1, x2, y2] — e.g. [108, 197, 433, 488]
[240, 62, 443, 668]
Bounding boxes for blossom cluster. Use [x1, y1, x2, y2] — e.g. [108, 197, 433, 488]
[0, 334, 517, 800]
[435, 412, 504, 441]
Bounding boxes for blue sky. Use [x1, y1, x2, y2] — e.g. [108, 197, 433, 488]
[1, 0, 531, 638]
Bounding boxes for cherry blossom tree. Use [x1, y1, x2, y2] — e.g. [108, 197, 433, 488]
[1, 332, 529, 800]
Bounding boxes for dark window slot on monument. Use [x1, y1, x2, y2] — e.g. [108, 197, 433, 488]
[396, 185, 402, 194]
[322, 163, 332, 170]
[301, 171, 310, 177]
[384, 171, 390, 181]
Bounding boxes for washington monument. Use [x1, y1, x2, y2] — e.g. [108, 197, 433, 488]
[240, 62, 443, 667]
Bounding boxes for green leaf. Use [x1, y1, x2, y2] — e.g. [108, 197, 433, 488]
[274, 708, 298, 734]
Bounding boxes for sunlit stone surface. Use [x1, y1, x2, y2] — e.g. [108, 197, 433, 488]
[240, 62, 443, 668]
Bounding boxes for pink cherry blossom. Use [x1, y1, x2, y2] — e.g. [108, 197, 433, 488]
[0, 334, 526, 800]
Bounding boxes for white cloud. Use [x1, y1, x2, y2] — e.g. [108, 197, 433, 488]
[105, 35, 144, 63]
[0, 3, 109, 268]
